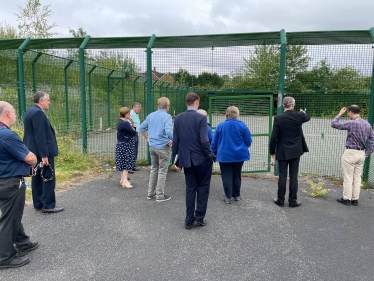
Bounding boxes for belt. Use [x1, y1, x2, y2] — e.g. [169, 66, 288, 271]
[346, 147, 365, 151]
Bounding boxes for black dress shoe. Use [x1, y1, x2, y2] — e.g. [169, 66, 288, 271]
[289, 200, 301, 208]
[337, 198, 351, 206]
[42, 207, 64, 213]
[133, 168, 140, 171]
[274, 198, 284, 207]
[0, 255, 30, 270]
[184, 223, 193, 230]
[351, 200, 358, 206]
[17, 242, 39, 257]
[194, 219, 206, 226]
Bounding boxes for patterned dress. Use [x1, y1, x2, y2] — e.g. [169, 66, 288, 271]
[115, 119, 136, 171]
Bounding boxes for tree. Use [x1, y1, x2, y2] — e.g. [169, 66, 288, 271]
[69, 27, 87, 38]
[0, 22, 18, 38]
[14, 0, 57, 38]
[174, 69, 197, 88]
[93, 51, 140, 75]
[195, 72, 224, 89]
[327, 67, 363, 93]
[241, 44, 310, 90]
[290, 59, 334, 92]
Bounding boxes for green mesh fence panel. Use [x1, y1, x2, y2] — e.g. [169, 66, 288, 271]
[0, 50, 19, 111]
[283, 42, 373, 184]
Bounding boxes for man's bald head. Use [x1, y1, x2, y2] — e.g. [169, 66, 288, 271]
[0, 101, 13, 117]
[0, 101, 16, 127]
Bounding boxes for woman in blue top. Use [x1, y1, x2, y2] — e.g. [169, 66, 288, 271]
[211, 106, 252, 204]
[116, 107, 137, 188]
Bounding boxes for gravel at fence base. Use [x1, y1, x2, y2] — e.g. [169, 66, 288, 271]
[1, 170, 374, 281]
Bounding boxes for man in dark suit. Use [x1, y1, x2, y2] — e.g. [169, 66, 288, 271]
[269, 96, 310, 208]
[23, 92, 64, 214]
[172, 92, 215, 229]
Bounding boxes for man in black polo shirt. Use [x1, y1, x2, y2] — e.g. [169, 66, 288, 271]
[0, 101, 38, 269]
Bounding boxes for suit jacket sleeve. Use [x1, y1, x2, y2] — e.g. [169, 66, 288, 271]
[199, 117, 212, 158]
[171, 118, 179, 165]
[32, 110, 49, 158]
[269, 116, 279, 155]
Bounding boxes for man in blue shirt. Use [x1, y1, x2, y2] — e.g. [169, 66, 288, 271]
[140, 97, 173, 202]
[0, 101, 38, 269]
[129, 102, 142, 173]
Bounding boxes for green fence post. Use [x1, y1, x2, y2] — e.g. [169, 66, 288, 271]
[363, 27, 374, 181]
[88, 65, 97, 131]
[17, 37, 31, 118]
[32, 52, 43, 93]
[146, 34, 156, 116]
[274, 29, 287, 176]
[79, 35, 91, 153]
[107, 70, 115, 128]
[133, 76, 140, 102]
[64, 60, 74, 131]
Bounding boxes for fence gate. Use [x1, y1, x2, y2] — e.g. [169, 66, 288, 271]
[209, 94, 273, 173]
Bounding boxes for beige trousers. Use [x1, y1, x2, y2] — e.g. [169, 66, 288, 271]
[341, 149, 365, 200]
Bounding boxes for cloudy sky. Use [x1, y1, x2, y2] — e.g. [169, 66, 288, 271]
[0, 0, 373, 37]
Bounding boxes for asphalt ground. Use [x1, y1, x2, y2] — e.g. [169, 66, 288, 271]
[1, 169, 374, 281]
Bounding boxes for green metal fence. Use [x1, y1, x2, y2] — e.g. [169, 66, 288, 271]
[1, 29, 374, 185]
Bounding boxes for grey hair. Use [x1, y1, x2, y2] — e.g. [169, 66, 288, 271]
[282, 97, 295, 109]
[0, 101, 12, 117]
[158, 97, 170, 109]
[33, 91, 49, 104]
[226, 106, 239, 119]
[197, 109, 208, 116]
[132, 102, 141, 108]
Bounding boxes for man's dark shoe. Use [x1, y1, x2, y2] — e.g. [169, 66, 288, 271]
[337, 198, 351, 206]
[223, 197, 232, 204]
[17, 242, 39, 257]
[234, 196, 242, 201]
[42, 207, 64, 213]
[34, 208, 42, 211]
[274, 198, 284, 207]
[128, 170, 134, 174]
[0, 255, 30, 270]
[146, 194, 156, 200]
[184, 223, 193, 230]
[133, 168, 140, 171]
[194, 219, 206, 227]
[351, 200, 358, 206]
[289, 200, 301, 208]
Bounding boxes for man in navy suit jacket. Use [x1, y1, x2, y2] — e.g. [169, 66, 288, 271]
[23, 92, 63, 214]
[172, 92, 215, 229]
[270, 96, 310, 208]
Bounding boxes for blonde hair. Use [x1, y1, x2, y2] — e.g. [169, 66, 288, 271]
[197, 109, 208, 116]
[226, 106, 239, 119]
[119, 107, 130, 118]
[158, 97, 170, 109]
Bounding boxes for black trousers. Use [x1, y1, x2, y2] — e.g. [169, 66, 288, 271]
[219, 161, 244, 199]
[183, 158, 213, 225]
[0, 177, 31, 265]
[277, 157, 300, 202]
[32, 157, 56, 209]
